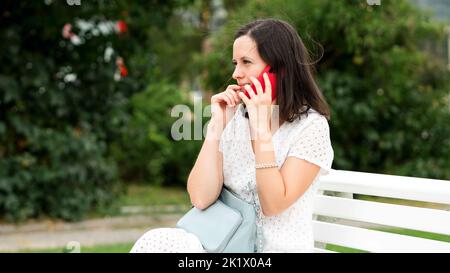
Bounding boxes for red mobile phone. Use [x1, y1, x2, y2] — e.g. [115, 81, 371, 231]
[242, 65, 277, 101]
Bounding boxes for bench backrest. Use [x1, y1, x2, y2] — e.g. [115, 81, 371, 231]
[313, 170, 450, 253]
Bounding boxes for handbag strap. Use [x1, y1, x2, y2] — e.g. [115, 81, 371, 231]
[223, 184, 262, 253]
[246, 180, 264, 253]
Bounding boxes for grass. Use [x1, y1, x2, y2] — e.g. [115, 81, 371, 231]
[86, 183, 191, 218]
[117, 184, 191, 207]
[354, 194, 450, 210]
[18, 242, 134, 253]
[324, 227, 450, 253]
[325, 244, 369, 253]
[372, 227, 450, 243]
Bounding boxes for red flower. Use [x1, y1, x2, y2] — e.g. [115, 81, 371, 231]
[116, 20, 128, 34]
[62, 23, 74, 39]
[120, 66, 128, 77]
[116, 57, 128, 77]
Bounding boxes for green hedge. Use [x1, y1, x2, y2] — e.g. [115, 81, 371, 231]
[0, 1, 191, 221]
[111, 81, 202, 187]
[0, 125, 117, 221]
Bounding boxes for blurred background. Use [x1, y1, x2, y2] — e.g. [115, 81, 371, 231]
[0, 0, 449, 252]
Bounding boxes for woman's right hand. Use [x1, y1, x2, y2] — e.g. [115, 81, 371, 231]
[210, 85, 242, 126]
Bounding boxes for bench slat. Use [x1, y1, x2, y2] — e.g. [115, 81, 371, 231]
[314, 195, 450, 236]
[313, 221, 450, 253]
[318, 170, 450, 205]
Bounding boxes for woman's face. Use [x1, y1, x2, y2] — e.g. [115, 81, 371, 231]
[232, 35, 267, 88]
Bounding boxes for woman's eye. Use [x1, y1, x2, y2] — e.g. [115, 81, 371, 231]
[232, 61, 251, 66]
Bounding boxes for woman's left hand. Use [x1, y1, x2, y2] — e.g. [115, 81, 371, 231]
[238, 72, 273, 140]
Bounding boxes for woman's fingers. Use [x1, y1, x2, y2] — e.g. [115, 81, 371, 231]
[214, 85, 244, 107]
[222, 93, 233, 106]
[225, 85, 243, 105]
[262, 72, 272, 99]
[249, 76, 263, 95]
[238, 90, 250, 105]
[227, 84, 242, 91]
[244, 84, 256, 99]
[227, 89, 240, 104]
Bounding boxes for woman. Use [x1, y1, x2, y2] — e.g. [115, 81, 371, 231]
[130, 18, 333, 253]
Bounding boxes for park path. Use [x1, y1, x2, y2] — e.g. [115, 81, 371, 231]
[0, 208, 185, 252]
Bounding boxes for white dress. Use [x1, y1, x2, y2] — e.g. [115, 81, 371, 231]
[130, 103, 334, 253]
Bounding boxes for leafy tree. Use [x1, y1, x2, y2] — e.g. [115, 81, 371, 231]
[198, 0, 450, 179]
[0, 0, 191, 221]
[111, 80, 202, 187]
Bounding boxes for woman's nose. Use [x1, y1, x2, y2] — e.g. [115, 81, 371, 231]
[232, 67, 244, 81]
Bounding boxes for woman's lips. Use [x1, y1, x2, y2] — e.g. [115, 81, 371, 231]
[238, 83, 250, 89]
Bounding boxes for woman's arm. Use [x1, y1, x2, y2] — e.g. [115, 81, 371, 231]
[253, 116, 333, 217]
[187, 84, 241, 210]
[187, 117, 224, 210]
[253, 134, 320, 217]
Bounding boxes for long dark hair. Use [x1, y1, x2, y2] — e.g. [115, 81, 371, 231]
[235, 18, 331, 122]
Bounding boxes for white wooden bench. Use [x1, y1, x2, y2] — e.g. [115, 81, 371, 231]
[313, 170, 450, 253]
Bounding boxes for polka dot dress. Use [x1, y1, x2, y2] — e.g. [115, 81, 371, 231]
[130, 228, 206, 253]
[130, 103, 334, 253]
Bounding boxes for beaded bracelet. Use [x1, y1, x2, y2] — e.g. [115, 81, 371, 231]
[255, 162, 278, 169]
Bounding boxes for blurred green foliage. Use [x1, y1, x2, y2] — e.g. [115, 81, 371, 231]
[197, 0, 450, 179]
[0, 0, 195, 221]
[110, 80, 201, 186]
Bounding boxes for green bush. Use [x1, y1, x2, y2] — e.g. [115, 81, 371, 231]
[0, 125, 118, 221]
[111, 80, 202, 187]
[198, 0, 450, 179]
[0, 1, 191, 221]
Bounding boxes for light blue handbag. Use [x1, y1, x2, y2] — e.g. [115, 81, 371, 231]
[176, 187, 257, 253]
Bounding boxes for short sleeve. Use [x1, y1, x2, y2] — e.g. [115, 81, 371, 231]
[287, 116, 334, 175]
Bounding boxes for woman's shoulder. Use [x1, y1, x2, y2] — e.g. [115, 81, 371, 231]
[290, 107, 328, 129]
[283, 108, 330, 144]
